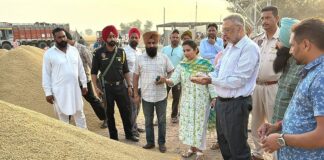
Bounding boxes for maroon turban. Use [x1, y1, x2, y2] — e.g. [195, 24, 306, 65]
[128, 27, 141, 39]
[102, 25, 118, 42]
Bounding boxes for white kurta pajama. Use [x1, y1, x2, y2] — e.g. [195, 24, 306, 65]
[42, 45, 88, 128]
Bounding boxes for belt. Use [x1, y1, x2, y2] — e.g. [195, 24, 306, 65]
[218, 96, 250, 102]
[256, 81, 278, 85]
[104, 80, 124, 86]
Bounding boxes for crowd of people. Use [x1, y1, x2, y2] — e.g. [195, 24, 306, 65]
[41, 5, 323, 160]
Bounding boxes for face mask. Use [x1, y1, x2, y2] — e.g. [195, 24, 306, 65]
[273, 47, 291, 73]
[129, 41, 138, 48]
[107, 40, 117, 47]
[146, 47, 158, 57]
[57, 41, 67, 48]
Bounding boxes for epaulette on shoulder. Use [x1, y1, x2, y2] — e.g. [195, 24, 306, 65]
[251, 32, 264, 40]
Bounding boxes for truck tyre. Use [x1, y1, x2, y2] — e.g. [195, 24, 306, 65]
[49, 41, 55, 47]
[38, 42, 48, 49]
[2, 43, 12, 50]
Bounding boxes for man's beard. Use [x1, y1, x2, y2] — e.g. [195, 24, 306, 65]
[146, 47, 158, 58]
[129, 41, 138, 49]
[56, 41, 67, 48]
[171, 40, 179, 47]
[208, 34, 216, 39]
[273, 47, 291, 73]
[107, 40, 117, 47]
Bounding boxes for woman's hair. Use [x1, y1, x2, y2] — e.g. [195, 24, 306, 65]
[182, 40, 199, 54]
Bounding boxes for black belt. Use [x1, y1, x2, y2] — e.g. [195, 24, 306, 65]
[218, 96, 250, 102]
[104, 80, 124, 86]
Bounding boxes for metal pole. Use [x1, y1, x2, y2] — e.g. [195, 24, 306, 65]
[163, 7, 166, 45]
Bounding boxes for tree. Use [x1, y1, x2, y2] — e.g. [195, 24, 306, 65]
[225, 0, 324, 20]
[120, 19, 143, 35]
[144, 20, 153, 32]
[85, 29, 93, 36]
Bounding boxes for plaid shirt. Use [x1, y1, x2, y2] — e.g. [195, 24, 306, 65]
[73, 42, 92, 82]
[271, 57, 304, 123]
[134, 53, 174, 102]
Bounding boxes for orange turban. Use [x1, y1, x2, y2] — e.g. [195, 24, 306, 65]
[142, 31, 160, 45]
[102, 25, 118, 42]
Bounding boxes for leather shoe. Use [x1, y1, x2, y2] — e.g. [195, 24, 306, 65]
[143, 144, 155, 149]
[137, 128, 145, 133]
[100, 120, 107, 129]
[159, 144, 167, 153]
[126, 136, 139, 142]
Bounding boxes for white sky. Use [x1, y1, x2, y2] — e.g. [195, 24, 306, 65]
[0, 0, 231, 33]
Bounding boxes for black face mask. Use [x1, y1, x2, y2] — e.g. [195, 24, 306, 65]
[273, 47, 291, 73]
[129, 41, 138, 49]
[107, 40, 117, 47]
[56, 41, 67, 48]
[146, 47, 158, 58]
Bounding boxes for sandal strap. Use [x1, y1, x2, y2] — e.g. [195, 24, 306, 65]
[196, 151, 204, 156]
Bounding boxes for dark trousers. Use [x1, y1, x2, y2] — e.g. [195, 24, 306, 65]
[167, 83, 181, 118]
[142, 98, 167, 145]
[105, 83, 132, 140]
[216, 96, 252, 160]
[81, 81, 106, 120]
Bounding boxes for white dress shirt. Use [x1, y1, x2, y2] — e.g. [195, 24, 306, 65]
[124, 45, 142, 86]
[210, 35, 260, 98]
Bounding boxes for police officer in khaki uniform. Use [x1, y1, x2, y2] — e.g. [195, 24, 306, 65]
[91, 25, 139, 142]
[251, 6, 281, 160]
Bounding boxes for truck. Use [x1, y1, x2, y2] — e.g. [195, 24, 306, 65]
[0, 22, 69, 50]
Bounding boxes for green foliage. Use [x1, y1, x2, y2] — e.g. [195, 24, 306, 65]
[120, 20, 154, 34]
[225, 0, 324, 20]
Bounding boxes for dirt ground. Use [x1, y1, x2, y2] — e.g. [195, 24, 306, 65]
[0, 46, 272, 160]
[84, 97, 272, 160]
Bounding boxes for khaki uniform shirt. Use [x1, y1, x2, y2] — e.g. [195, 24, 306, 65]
[253, 28, 281, 82]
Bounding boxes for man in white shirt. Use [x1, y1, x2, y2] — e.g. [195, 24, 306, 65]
[42, 27, 88, 128]
[191, 14, 260, 160]
[124, 27, 144, 137]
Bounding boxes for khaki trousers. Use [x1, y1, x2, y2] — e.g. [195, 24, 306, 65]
[251, 84, 278, 159]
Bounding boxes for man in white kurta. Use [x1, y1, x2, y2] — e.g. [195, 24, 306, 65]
[42, 28, 88, 128]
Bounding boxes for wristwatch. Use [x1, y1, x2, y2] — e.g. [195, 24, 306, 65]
[277, 133, 286, 147]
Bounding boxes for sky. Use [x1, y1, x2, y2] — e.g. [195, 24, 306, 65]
[0, 0, 231, 33]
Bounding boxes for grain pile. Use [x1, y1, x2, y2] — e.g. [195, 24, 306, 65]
[0, 100, 174, 160]
[0, 45, 55, 117]
[0, 49, 8, 58]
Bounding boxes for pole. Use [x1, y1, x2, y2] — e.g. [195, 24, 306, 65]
[163, 7, 166, 45]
